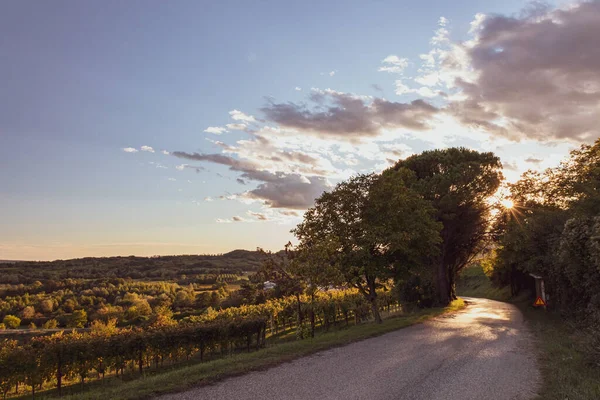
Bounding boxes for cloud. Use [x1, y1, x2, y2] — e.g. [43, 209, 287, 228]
[247, 211, 268, 220]
[123, 147, 138, 153]
[279, 210, 300, 217]
[171, 151, 331, 209]
[226, 123, 247, 131]
[232, 216, 245, 222]
[204, 126, 228, 135]
[261, 90, 439, 141]
[161, 150, 170, 155]
[243, 174, 330, 209]
[141, 146, 155, 153]
[168, 178, 176, 181]
[378, 55, 409, 74]
[329, 70, 337, 76]
[371, 84, 383, 92]
[204, 197, 214, 202]
[295, 87, 302, 91]
[445, 2, 600, 142]
[176, 164, 187, 171]
[229, 109, 256, 122]
[237, 178, 246, 185]
[524, 157, 543, 164]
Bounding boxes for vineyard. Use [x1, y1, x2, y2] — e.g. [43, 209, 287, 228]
[0, 289, 399, 398]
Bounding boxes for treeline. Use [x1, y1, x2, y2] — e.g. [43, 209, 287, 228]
[0, 250, 266, 284]
[0, 289, 396, 398]
[490, 140, 600, 360]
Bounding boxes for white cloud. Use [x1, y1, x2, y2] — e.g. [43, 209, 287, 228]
[329, 70, 337, 76]
[378, 55, 408, 74]
[295, 87, 302, 91]
[204, 126, 228, 135]
[161, 150, 170, 155]
[176, 164, 187, 171]
[123, 147, 138, 153]
[141, 145, 155, 153]
[229, 109, 256, 122]
[204, 197, 214, 202]
[225, 123, 247, 131]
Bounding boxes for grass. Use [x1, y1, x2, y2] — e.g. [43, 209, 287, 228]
[457, 264, 600, 400]
[54, 300, 465, 400]
[456, 263, 511, 301]
[519, 305, 600, 400]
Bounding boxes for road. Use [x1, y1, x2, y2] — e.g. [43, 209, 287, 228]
[160, 298, 540, 400]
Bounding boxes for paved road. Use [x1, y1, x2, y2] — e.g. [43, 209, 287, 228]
[160, 298, 540, 400]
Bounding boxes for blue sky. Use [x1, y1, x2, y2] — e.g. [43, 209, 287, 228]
[3, 0, 598, 260]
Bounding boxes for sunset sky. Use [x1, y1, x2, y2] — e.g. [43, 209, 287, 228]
[2, 0, 599, 260]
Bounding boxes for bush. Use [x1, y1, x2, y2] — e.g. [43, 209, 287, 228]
[2, 315, 21, 329]
[43, 319, 58, 329]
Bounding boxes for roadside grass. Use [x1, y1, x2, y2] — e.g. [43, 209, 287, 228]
[51, 300, 464, 400]
[456, 264, 511, 301]
[457, 264, 600, 400]
[519, 306, 600, 400]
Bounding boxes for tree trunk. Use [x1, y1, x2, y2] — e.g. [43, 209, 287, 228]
[57, 358, 62, 396]
[295, 293, 302, 328]
[370, 299, 382, 324]
[436, 260, 450, 306]
[310, 293, 315, 338]
[448, 269, 457, 300]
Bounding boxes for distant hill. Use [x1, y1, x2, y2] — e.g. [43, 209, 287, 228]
[0, 250, 269, 284]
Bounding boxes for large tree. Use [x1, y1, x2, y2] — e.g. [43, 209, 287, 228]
[387, 148, 503, 305]
[293, 172, 441, 323]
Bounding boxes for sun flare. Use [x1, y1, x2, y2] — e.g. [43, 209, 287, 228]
[501, 199, 514, 209]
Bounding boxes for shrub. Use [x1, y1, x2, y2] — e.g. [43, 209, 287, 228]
[2, 315, 20, 329]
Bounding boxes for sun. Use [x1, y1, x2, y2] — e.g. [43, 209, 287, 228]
[501, 199, 514, 209]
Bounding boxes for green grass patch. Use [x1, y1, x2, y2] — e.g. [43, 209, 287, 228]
[518, 305, 600, 400]
[456, 263, 511, 301]
[55, 300, 464, 400]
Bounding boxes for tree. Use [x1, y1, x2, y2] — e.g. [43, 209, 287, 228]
[67, 310, 87, 328]
[2, 315, 21, 329]
[293, 173, 440, 323]
[388, 148, 503, 305]
[257, 245, 306, 330]
[43, 319, 58, 329]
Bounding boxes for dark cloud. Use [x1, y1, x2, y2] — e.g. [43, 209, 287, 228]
[246, 174, 330, 209]
[502, 161, 519, 172]
[232, 216, 244, 222]
[279, 210, 300, 217]
[261, 91, 439, 140]
[237, 178, 246, 185]
[172, 151, 330, 209]
[451, 1, 600, 141]
[524, 157, 543, 164]
[371, 84, 383, 92]
[247, 211, 268, 220]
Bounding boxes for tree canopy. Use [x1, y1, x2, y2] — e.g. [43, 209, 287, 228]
[293, 173, 441, 322]
[387, 147, 503, 305]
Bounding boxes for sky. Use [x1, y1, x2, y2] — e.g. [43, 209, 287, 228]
[2, 0, 599, 261]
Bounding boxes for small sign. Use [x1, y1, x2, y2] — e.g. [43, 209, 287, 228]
[533, 296, 546, 307]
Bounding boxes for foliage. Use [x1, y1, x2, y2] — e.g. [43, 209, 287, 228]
[2, 315, 20, 329]
[293, 173, 440, 323]
[388, 147, 503, 305]
[491, 139, 600, 365]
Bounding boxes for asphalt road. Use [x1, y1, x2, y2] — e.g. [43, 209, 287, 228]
[160, 298, 540, 400]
